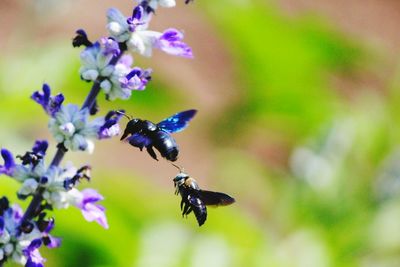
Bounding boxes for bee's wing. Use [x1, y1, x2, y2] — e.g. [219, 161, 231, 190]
[198, 190, 235, 207]
[157, 109, 197, 134]
[127, 133, 152, 149]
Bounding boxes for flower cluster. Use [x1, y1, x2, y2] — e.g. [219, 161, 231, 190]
[0, 0, 195, 265]
[32, 84, 124, 152]
[78, 2, 192, 101]
[2, 141, 108, 229]
[0, 198, 59, 266]
[106, 6, 192, 58]
[79, 40, 152, 101]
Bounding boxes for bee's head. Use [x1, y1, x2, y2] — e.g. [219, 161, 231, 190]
[173, 172, 189, 187]
[120, 118, 141, 140]
[126, 118, 141, 130]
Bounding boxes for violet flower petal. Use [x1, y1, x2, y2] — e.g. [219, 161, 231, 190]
[78, 189, 109, 229]
[0, 149, 15, 176]
[32, 140, 48, 157]
[24, 239, 45, 267]
[31, 84, 64, 117]
[157, 28, 193, 58]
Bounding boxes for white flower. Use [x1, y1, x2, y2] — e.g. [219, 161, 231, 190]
[38, 164, 82, 209]
[106, 8, 132, 42]
[0, 230, 10, 244]
[127, 31, 160, 57]
[100, 58, 134, 100]
[48, 104, 104, 152]
[13, 161, 46, 183]
[18, 179, 39, 196]
[144, 0, 176, 9]
[79, 43, 115, 82]
[46, 191, 69, 209]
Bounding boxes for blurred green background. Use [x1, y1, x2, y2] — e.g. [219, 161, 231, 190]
[1, 0, 400, 266]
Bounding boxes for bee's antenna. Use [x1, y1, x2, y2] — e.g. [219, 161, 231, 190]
[116, 110, 132, 121]
[171, 163, 184, 173]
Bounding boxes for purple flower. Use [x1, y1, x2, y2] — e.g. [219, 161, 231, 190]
[156, 29, 193, 58]
[11, 204, 23, 222]
[98, 110, 124, 139]
[31, 84, 64, 117]
[0, 149, 15, 176]
[127, 6, 146, 32]
[76, 189, 108, 229]
[41, 219, 61, 248]
[1, 204, 22, 234]
[44, 233, 61, 249]
[17, 140, 48, 166]
[100, 37, 120, 57]
[24, 239, 45, 267]
[120, 67, 152, 91]
[32, 140, 48, 157]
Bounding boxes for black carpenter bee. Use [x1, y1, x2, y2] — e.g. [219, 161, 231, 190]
[173, 169, 235, 226]
[119, 110, 197, 161]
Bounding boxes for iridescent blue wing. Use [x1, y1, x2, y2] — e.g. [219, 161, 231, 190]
[127, 133, 152, 150]
[157, 109, 197, 134]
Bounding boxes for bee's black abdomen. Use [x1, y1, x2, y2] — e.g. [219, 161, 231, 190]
[152, 131, 179, 161]
[192, 202, 207, 226]
[165, 147, 179, 162]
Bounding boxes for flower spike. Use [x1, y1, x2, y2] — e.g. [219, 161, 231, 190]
[0, 0, 198, 265]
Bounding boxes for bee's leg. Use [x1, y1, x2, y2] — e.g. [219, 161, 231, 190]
[146, 146, 158, 161]
[182, 203, 188, 216]
[182, 202, 191, 217]
[186, 206, 193, 216]
[180, 199, 184, 210]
